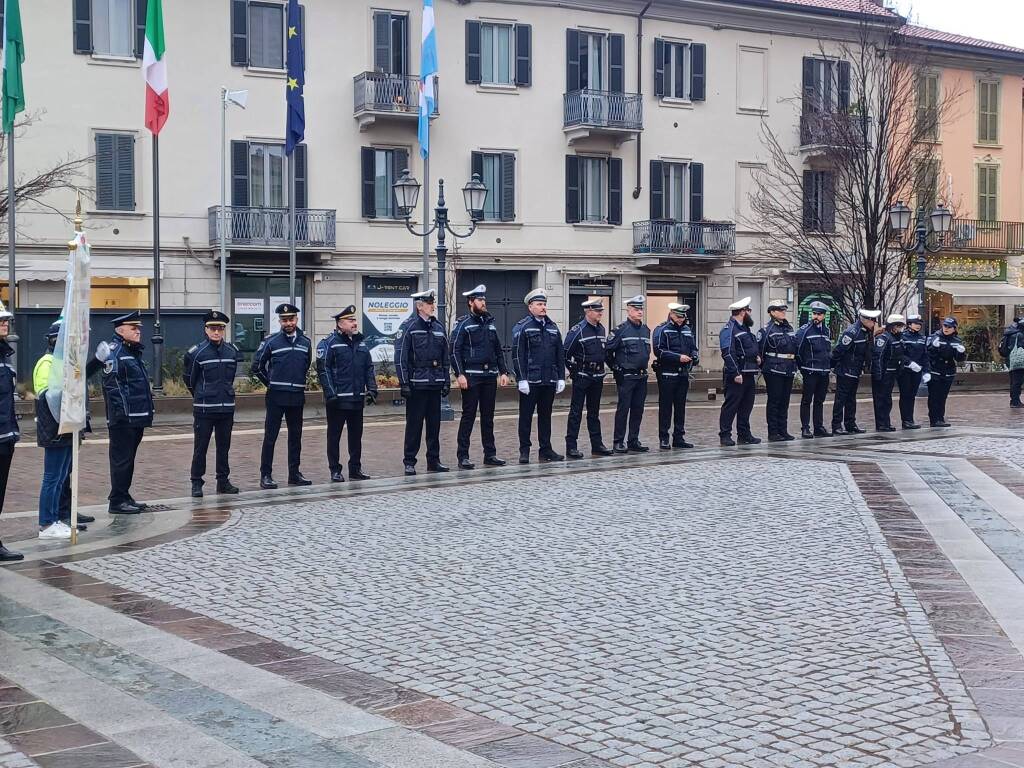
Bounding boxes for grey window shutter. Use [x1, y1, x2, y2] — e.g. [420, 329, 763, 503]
[231, 0, 248, 66]
[653, 39, 665, 98]
[95, 134, 115, 209]
[649, 159, 664, 219]
[374, 11, 391, 72]
[609, 34, 625, 94]
[822, 171, 836, 232]
[471, 151, 484, 182]
[73, 0, 92, 54]
[608, 157, 623, 226]
[514, 24, 531, 87]
[465, 21, 482, 84]
[566, 29, 580, 92]
[823, 61, 834, 112]
[802, 57, 816, 113]
[838, 61, 851, 111]
[294, 145, 308, 210]
[361, 147, 376, 219]
[690, 43, 706, 102]
[689, 162, 704, 221]
[565, 155, 580, 223]
[231, 140, 250, 206]
[114, 135, 136, 211]
[395, 14, 407, 74]
[802, 170, 814, 230]
[134, 0, 147, 59]
[500, 153, 516, 222]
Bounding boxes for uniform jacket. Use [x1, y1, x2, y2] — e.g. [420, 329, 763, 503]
[0, 339, 19, 446]
[396, 313, 450, 390]
[512, 314, 564, 386]
[831, 322, 873, 379]
[652, 320, 698, 377]
[758, 320, 798, 377]
[316, 330, 377, 408]
[449, 312, 508, 383]
[33, 353, 102, 448]
[719, 317, 760, 378]
[871, 330, 904, 379]
[606, 320, 652, 379]
[794, 321, 832, 374]
[998, 320, 1024, 359]
[928, 331, 967, 379]
[900, 329, 930, 374]
[251, 330, 312, 406]
[564, 319, 607, 379]
[102, 335, 154, 428]
[184, 339, 242, 417]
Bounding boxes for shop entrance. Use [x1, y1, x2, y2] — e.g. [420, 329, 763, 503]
[230, 275, 306, 362]
[456, 270, 533, 353]
[568, 278, 616, 328]
[646, 281, 700, 338]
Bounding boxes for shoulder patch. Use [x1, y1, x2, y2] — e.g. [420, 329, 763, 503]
[876, 337, 886, 347]
[395, 329, 404, 340]
[103, 360, 114, 375]
[188, 345, 198, 354]
[842, 335, 852, 346]
[316, 347, 325, 359]
[756, 330, 764, 341]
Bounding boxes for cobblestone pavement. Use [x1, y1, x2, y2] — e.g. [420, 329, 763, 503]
[70, 458, 990, 768]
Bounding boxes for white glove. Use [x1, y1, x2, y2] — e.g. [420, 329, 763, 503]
[94, 341, 111, 362]
[556, 379, 566, 394]
[517, 380, 530, 395]
[907, 361, 922, 373]
[953, 343, 966, 353]
[932, 337, 942, 348]
[922, 373, 931, 384]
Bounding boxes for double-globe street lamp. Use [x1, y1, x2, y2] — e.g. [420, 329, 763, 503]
[888, 201, 953, 327]
[393, 170, 488, 419]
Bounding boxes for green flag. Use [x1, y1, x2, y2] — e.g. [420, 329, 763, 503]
[2, 0, 25, 134]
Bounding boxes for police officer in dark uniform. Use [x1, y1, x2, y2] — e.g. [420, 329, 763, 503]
[396, 289, 450, 475]
[719, 297, 761, 446]
[758, 300, 798, 442]
[184, 310, 242, 498]
[794, 301, 832, 438]
[564, 299, 612, 458]
[450, 285, 508, 469]
[512, 289, 565, 464]
[252, 303, 313, 489]
[871, 314, 906, 432]
[830, 308, 880, 435]
[898, 314, 929, 429]
[102, 311, 155, 514]
[316, 305, 377, 482]
[606, 296, 651, 453]
[652, 303, 697, 450]
[927, 316, 967, 427]
[0, 302, 22, 559]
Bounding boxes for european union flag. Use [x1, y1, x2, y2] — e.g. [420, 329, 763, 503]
[285, 0, 304, 155]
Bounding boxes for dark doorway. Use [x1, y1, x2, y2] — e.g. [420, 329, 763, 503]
[456, 270, 534, 354]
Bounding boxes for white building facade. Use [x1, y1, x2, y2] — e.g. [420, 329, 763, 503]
[2, 0, 900, 369]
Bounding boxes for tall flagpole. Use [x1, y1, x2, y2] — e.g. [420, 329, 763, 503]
[288, 153, 296, 305]
[151, 134, 163, 391]
[421, 149, 429, 290]
[6, 130, 14, 352]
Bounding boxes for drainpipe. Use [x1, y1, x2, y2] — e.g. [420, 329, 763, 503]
[632, 1, 652, 200]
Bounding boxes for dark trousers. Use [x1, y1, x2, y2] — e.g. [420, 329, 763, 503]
[191, 415, 233, 483]
[897, 369, 923, 424]
[0, 441, 13, 516]
[1010, 369, 1024, 404]
[800, 372, 829, 430]
[831, 376, 860, 429]
[872, 373, 897, 428]
[108, 425, 145, 504]
[613, 377, 647, 444]
[260, 403, 303, 477]
[657, 374, 689, 442]
[719, 372, 757, 439]
[566, 376, 604, 450]
[404, 389, 441, 466]
[518, 385, 555, 453]
[928, 377, 954, 423]
[327, 407, 365, 473]
[764, 372, 794, 436]
[457, 380, 497, 460]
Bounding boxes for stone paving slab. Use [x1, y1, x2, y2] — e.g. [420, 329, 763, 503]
[66, 458, 990, 767]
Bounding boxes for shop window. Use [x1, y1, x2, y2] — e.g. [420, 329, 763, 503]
[91, 277, 149, 309]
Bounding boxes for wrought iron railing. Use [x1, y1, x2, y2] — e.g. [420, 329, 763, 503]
[564, 89, 643, 131]
[353, 72, 438, 115]
[633, 220, 736, 256]
[938, 218, 1024, 254]
[207, 206, 336, 249]
[800, 111, 873, 149]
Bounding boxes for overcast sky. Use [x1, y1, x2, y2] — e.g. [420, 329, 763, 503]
[893, 0, 1024, 48]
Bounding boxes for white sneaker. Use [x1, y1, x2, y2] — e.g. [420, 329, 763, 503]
[38, 522, 72, 540]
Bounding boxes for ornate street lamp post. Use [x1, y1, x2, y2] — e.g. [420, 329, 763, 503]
[889, 201, 953, 327]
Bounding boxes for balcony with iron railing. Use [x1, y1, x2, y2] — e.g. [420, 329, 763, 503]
[208, 206, 337, 250]
[633, 220, 736, 262]
[799, 111, 873, 155]
[353, 72, 438, 131]
[937, 218, 1024, 254]
[563, 89, 643, 145]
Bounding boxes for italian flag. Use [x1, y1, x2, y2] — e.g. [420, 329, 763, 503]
[142, 0, 168, 135]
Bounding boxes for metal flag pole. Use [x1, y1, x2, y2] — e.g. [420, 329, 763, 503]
[151, 134, 164, 391]
[6, 130, 15, 355]
[219, 87, 228, 323]
[288, 152, 296, 305]
[421, 151, 430, 290]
